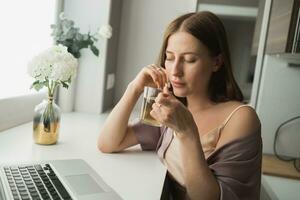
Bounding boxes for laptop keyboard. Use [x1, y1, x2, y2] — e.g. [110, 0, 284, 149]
[3, 164, 72, 200]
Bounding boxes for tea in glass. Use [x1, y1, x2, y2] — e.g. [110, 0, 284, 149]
[140, 86, 161, 127]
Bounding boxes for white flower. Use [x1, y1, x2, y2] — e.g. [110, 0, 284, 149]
[59, 12, 66, 20]
[52, 44, 68, 54]
[27, 45, 78, 83]
[96, 24, 112, 39]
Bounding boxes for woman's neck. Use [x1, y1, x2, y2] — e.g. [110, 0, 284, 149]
[187, 93, 216, 115]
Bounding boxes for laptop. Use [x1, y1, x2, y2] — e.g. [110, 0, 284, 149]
[0, 159, 122, 200]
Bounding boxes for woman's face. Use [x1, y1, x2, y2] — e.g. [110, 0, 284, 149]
[165, 31, 218, 98]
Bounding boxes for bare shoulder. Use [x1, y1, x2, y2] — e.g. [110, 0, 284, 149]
[216, 101, 261, 148]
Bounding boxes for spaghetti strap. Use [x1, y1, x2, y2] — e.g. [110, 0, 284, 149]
[222, 105, 253, 127]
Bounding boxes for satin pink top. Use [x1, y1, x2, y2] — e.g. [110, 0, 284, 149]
[164, 105, 252, 186]
[131, 105, 262, 200]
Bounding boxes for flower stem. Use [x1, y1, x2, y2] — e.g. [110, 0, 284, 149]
[47, 80, 59, 98]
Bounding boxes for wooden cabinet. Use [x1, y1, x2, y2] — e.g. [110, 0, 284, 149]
[266, 0, 300, 54]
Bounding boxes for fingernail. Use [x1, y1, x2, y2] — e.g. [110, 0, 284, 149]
[167, 82, 171, 88]
[156, 82, 160, 89]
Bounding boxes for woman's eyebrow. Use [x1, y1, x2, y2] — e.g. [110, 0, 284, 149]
[166, 50, 200, 56]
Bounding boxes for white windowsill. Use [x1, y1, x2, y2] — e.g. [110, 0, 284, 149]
[0, 91, 47, 131]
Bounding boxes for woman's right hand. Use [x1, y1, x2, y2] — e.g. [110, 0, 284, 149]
[130, 64, 168, 94]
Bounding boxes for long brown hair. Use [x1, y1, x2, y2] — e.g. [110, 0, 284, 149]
[157, 11, 243, 104]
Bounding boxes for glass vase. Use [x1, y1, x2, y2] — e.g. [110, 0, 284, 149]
[33, 96, 61, 145]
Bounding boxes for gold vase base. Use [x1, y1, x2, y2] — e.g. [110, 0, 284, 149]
[34, 140, 57, 145]
[33, 123, 59, 145]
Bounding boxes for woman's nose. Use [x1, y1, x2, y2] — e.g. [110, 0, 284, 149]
[171, 59, 183, 77]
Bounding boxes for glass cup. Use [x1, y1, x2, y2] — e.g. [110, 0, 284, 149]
[140, 86, 162, 127]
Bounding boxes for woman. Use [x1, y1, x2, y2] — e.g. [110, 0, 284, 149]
[98, 11, 262, 200]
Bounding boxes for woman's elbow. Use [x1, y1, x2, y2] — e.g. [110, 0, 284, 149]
[97, 138, 119, 153]
[97, 136, 112, 153]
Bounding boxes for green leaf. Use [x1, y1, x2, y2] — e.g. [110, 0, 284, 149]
[61, 81, 69, 89]
[72, 51, 81, 58]
[77, 39, 89, 49]
[59, 40, 73, 49]
[90, 45, 99, 56]
[31, 81, 45, 91]
[75, 33, 83, 41]
[30, 80, 40, 89]
[67, 77, 72, 83]
[83, 34, 89, 40]
[62, 19, 74, 29]
[92, 36, 98, 42]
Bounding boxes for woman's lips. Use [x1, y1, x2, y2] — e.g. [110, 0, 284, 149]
[171, 81, 185, 88]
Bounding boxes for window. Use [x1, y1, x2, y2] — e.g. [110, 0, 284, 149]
[0, 0, 59, 131]
[0, 0, 56, 99]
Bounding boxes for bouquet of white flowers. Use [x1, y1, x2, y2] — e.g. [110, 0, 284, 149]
[28, 44, 78, 97]
[28, 44, 78, 145]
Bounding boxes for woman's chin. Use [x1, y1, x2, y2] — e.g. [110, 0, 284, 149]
[173, 89, 188, 98]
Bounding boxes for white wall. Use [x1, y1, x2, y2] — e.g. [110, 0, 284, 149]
[63, 0, 111, 113]
[114, 0, 198, 111]
[256, 55, 300, 156]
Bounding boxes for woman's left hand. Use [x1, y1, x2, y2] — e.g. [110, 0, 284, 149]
[150, 85, 198, 138]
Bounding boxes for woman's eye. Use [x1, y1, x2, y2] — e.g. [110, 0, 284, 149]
[184, 56, 197, 63]
[165, 56, 174, 61]
[185, 59, 196, 63]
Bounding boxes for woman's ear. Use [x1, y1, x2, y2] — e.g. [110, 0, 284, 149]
[213, 54, 223, 72]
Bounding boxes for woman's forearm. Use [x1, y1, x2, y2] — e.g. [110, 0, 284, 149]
[98, 82, 141, 152]
[178, 133, 220, 200]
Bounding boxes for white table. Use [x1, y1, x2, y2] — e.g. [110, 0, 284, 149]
[0, 112, 167, 200]
[261, 175, 300, 200]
